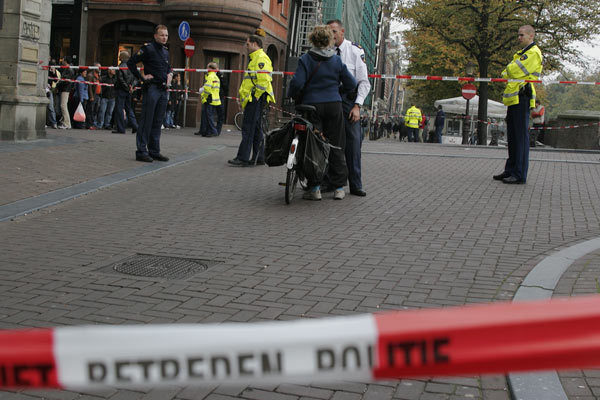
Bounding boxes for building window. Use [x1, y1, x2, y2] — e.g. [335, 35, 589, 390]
[263, 0, 270, 13]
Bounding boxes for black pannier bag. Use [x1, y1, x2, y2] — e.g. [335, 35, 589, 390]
[302, 130, 332, 183]
[265, 122, 293, 167]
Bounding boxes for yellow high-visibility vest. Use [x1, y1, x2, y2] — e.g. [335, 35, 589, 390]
[201, 71, 221, 106]
[239, 48, 275, 109]
[501, 44, 542, 108]
[405, 106, 422, 128]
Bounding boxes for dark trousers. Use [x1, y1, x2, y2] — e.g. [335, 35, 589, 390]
[115, 90, 138, 133]
[200, 103, 217, 135]
[236, 95, 265, 163]
[435, 125, 443, 143]
[311, 102, 348, 188]
[407, 127, 418, 142]
[504, 95, 530, 182]
[216, 104, 225, 135]
[137, 84, 168, 157]
[342, 100, 363, 191]
[532, 123, 545, 145]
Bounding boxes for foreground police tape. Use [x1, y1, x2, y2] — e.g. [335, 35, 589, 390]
[2, 295, 600, 389]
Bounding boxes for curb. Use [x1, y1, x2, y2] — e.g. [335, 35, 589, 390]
[0, 145, 225, 222]
[508, 237, 600, 400]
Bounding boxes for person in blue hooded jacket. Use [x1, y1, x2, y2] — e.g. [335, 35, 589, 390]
[288, 25, 357, 201]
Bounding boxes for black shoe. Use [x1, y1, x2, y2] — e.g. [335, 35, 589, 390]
[150, 153, 169, 162]
[493, 172, 510, 181]
[228, 158, 252, 167]
[194, 131, 204, 136]
[350, 188, 367, 197]
[502, 176, 524, 184]
[255, 160, 265, 166]
[136, 154, 153, 162]
[112, 130, 125, 134]
[132, 128, 137, 134]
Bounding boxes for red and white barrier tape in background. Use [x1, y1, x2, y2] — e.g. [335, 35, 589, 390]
[1, 295, 600, 389]
[43, 65, 600, 86]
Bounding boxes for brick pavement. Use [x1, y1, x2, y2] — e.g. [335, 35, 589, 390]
[554, 249, 600, 400]
[2, 130, 600, 399]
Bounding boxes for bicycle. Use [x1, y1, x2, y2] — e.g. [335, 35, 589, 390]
[234, 111, 244, 130]
[283, 104, 315, 204]
[233, 105, 270, 132]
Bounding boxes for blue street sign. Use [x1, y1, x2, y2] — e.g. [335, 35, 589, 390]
[178, 21, 190, 41]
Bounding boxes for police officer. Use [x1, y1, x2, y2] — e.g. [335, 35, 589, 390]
[228, 30, 275, 167]
[493, 25, 542, 184]
[327, 19, 371, 197]
[197, 62, 221, 137]
[405, 104, 421, 142]
[127, 24, 173, 162]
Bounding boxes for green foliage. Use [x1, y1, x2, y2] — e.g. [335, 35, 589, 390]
[544, 68, 600, 119]
[395, 0, 600, 116]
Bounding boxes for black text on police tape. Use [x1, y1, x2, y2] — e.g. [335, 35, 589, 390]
[0, 363, 54, 387]
[386, 338, 450, 367]
[88, 351, 283, 383]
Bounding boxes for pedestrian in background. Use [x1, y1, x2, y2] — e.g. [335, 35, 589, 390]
[434, 105, 445, 143]
[493, 25, 542, 184]
[127, 24, 173, 162]
[46, 59, 59, 129]
[229, 29, 275, 167]
[113, 51, 139, 134]
[72, 69, 89, 129]
[87, 63, 101, 130]
[530, 99, 545, 146]
[327, 19, 370, 197]
[97, 68, 116, 129]
[57, 57, 73, 129]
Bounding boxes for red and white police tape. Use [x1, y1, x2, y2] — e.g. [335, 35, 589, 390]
[1, 295, 600, 389]
[43, 65, 600, 86]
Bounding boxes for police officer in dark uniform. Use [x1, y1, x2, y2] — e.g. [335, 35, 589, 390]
[127, 24, 173, 162]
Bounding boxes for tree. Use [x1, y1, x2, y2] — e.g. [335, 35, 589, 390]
[545, 68, 600, 120]
[395, 0, 600, 144]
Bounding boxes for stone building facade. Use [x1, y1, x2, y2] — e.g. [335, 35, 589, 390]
[51, 0, 290, 127]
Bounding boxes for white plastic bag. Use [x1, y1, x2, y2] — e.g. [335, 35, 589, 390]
[73, 102, 86, 122]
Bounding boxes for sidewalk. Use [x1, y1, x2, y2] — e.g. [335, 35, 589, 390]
[1, 128, 600, 399]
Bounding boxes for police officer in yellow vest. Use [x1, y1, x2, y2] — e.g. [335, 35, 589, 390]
[405, 105, 422, 143]
[493, 25, 542, 184]
[229, 30, 275, 167]
[197, 62, 221, 137]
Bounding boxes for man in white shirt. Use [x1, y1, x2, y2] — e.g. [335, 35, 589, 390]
[327, 19, 371, 197]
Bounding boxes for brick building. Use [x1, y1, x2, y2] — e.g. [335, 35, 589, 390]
[49, 0, 290, 127]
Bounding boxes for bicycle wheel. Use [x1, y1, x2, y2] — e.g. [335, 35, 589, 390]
[285, 168, 299, 204]
[234, 112, 243, 131]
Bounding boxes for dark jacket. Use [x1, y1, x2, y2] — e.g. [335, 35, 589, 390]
[101, 72, 116, 99]
[435, 109, 445, 127]
[287, 48, 356, 104]
[127, 40, 172, 84]
[57, 67, 74, 92]
[115, 61, 136, 92]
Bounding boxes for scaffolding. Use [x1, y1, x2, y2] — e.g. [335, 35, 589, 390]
[295, 0, 320, 54]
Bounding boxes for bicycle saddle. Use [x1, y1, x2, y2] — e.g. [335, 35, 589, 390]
[295, 104, 316, 113]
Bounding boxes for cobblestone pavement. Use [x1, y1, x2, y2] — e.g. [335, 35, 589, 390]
[2, 129, 600, 399]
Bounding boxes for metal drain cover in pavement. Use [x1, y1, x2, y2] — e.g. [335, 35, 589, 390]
[112, 254, 208, 279]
